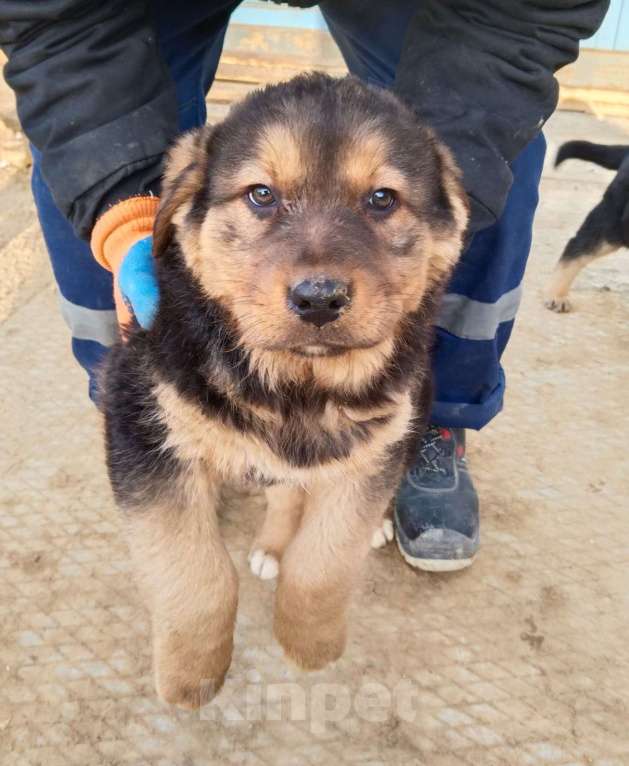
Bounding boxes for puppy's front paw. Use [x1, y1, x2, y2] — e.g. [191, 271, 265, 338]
[371, 517, 394, 549]
[544, 295, 573, 313]
[157, 671, 226, 710]
[154, 634, 233, 710]
[249, 548, 279, 580]
[274, 608, 346, 671]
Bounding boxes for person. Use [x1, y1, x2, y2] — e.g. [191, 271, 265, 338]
[0, 0, 608, 571]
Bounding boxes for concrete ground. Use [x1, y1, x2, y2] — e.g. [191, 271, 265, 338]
[1, 108, 628, 766]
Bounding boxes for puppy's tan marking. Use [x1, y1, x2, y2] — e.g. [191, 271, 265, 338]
[428, 143, 469, 286]
[274, 475, 398, 670]
[125, 474, 238, 709]
[247, 338, 396, 395]
[231, 122, 306, 193]
[153, 129, 207, 255]
[154, 378, 414, 486]
[342, 124, 392, 189]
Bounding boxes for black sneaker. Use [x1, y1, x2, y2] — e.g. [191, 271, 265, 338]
[394, 426, 479, 572]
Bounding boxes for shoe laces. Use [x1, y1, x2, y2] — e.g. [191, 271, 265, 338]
[414, 425, 453, 477]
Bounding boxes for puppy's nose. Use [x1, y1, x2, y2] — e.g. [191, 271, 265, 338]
[288, 278, 351, 327]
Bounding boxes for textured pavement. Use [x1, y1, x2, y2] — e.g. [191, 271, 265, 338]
[1, 110, 628, 766]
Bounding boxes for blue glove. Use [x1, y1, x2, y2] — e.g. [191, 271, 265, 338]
[117, 236, 160, 329]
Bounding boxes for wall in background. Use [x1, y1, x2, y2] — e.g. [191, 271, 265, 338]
[585, 0, 629, 51]
[231, 1, 328, 31]
[232, 0, 629, 52]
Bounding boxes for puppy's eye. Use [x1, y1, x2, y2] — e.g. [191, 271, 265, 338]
[247, 185, 276, 207]
[368, 188, 397, 212]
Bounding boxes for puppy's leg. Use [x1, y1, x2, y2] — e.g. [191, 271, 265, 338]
[126, 486, 238, 709]
[371, 500, 395, 550]
[249, 484, 305, 580]
[274, 478, 393, 670]
[545, 199, 620, 313]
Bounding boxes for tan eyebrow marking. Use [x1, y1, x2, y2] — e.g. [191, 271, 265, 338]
[229, 161, 273, 191]
[259, 122, 305, 187]
[227, 122, 306, 193]
[342, 124, 409, 196]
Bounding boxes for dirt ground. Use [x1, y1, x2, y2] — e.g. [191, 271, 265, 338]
[1, 107, 628, 766]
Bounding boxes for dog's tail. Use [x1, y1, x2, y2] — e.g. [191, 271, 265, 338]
[554, 140, 629, 171]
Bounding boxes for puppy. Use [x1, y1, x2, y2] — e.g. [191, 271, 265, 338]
[102, 73, 468, 709]
[545, 141, 629, 312]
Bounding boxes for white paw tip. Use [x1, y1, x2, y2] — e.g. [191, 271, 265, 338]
[371, 519, 394, 549]
[249, 549, 279, 580]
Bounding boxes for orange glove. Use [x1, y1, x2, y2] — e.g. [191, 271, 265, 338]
[91, 196, 160, 327]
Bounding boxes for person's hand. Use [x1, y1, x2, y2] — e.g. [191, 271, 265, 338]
[90, 197, 160, 328]
[118, 237, 159, 329]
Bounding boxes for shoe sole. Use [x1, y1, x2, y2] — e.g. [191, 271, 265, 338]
[396, 535, 475, 572]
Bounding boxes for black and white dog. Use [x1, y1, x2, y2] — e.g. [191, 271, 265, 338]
[545, 141, 629, 313]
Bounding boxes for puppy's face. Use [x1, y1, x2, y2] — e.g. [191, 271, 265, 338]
[156, 75, 468, 359]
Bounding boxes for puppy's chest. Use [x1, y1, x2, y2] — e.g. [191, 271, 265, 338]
[266, 402, 392, 468]
[155, 381, 411, 484]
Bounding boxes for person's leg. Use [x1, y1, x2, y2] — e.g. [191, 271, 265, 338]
[320, 0, 546, 569]
[319, 0, 416, 88]
[31, 0, 239, 402]
[431, 134, 546, 429]
[31, 168, 118, 403]
[395, 135, 545, 570]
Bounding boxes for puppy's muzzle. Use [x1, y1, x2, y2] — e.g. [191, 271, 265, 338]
[288, 277, 351, 328]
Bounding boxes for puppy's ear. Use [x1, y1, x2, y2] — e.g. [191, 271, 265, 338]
[435, 142, 469, 236]
[153, 127, 210, 256]
[426, 140, 470, 287]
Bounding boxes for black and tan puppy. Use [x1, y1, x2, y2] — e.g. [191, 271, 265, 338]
[102, 74, 468, 709]
[545, 141, 629, 312]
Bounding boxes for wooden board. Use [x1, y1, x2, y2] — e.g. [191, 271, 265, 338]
[557, 51, 629, 117]
[211, 25, 629, 119]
